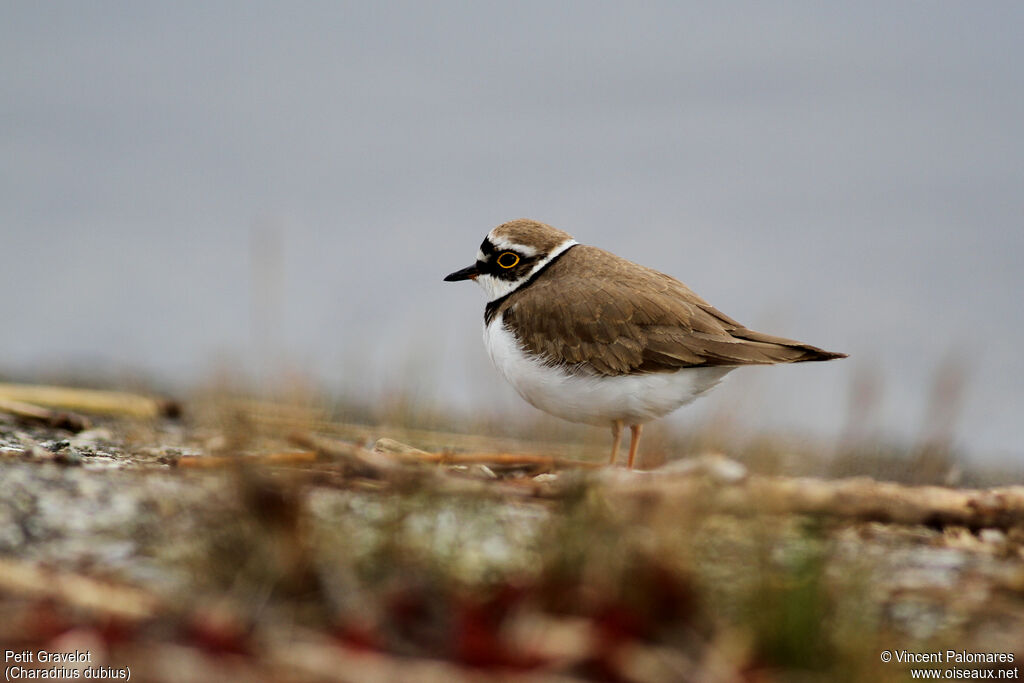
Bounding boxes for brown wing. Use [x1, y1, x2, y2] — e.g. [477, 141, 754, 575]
[498, 246, 846, 377]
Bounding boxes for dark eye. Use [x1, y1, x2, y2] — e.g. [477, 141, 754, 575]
[496, 252, 520, 269]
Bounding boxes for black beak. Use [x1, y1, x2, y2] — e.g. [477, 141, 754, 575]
[444, 264, 479, 282]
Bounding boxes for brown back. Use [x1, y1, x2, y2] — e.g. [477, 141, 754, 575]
[496, 245, 846, 376]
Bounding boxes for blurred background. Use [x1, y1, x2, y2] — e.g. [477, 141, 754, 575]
[2, 2, 1021, 466]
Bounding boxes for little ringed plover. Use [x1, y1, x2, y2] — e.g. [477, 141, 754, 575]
[445, 219, 846, 468]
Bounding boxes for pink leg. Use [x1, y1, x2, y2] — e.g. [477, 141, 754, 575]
[609, 420, 624, 465]
[627, 424, 643, 469]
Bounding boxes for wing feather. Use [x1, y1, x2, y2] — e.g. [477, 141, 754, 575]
[497, 246, 845, 376]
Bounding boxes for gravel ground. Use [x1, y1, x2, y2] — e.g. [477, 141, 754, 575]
[1, 413, 1023, 682]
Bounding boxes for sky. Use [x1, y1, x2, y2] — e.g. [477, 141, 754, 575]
[2, 2, 1022, 461]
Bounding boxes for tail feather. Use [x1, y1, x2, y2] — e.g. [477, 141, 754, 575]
[730, 328, 848, 364]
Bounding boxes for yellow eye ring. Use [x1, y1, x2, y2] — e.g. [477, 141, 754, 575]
[496, 252, 520, 269]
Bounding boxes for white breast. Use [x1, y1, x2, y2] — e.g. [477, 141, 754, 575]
[483, 313, 734, 427]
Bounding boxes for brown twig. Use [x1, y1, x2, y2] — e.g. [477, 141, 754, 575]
[176, 450, 320, 469]
[372, 437, 600, 470]
[288, 432, 405, 477]
[606, 472, 1024, 530]
[289, 433, 560, 498]
[412, 452, 601, 469]
[0, 557, 161, 621]
[0, 383, 176, 419]
[0, 397, 91, 432]
[227, 398, 581, 456]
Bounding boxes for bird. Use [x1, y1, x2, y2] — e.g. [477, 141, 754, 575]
[444, 219, 846, 468]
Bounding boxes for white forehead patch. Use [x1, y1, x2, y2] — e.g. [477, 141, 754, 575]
[486, 231, 539, 258]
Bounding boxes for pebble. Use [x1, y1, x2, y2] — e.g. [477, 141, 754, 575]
[657, 453, 749, 483]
